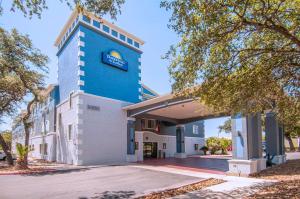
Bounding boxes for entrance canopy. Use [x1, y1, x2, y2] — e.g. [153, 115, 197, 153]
[123, 94, 226, 124]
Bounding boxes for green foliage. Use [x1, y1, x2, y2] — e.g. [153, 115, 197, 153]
[206, 137, 221, 155]
[1, 0, 125, 20]
[161, 0, 300, 128]
[218, 119, 232, 133]
[206, 137, 232, 155]
[0, 131, 12, 151]
[16, 143, 29, 161]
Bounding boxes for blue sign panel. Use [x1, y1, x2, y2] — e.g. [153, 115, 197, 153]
[102, 50, 128, 71]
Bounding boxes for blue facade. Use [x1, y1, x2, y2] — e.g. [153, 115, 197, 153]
[142, 85, 157, 97]
[79, 24, 142, 103]
[57, 29, 80, 101]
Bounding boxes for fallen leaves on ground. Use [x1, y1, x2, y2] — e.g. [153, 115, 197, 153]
[248, 159, 300, 199]
[136, 178, 225, 199]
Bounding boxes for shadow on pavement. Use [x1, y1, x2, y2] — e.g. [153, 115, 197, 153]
[20, 167, 90, 177]
[78, 191, 136, 199]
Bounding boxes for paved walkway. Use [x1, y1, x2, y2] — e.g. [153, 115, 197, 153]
[132, 164, 274, 198]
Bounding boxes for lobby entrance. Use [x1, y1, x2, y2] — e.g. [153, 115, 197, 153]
[143, 142, 158, 159]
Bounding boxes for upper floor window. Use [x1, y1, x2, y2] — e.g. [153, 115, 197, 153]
[82, 15, 91, 23]
[141, 119, 156, 130]
[193, 125, 199, 134]
[127, 38, 133, 45]
[112, 30, 118, 37]
[134, 41, 140, 48]
[120, 34, 126, 41]
[68, 124, 72, 141]
[103, 25, 110, 33]
[93, 20, 100, 28]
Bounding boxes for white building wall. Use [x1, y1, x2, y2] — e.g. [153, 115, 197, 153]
[56, 92, 80, 165]
[184, 137, 205, 155]
[29, 133, 56, 161]
[78, 93, 130, 165]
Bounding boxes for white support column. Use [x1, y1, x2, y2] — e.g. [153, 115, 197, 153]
[228, 113, 266, 176]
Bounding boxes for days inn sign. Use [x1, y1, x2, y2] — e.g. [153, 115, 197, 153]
[102, 50, 128, 71]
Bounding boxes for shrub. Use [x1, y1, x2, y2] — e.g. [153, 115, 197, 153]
[206, 137, 221, 155]
[206, 137, 232, 155]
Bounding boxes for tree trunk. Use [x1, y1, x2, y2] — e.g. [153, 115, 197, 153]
[285, 135, 295, 152]
[0, 134, 14, 166]
[23, 123, 30, 165]
[298, 137, 300, 152]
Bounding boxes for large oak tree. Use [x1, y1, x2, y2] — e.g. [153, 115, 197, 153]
[161, 0, 300, 128]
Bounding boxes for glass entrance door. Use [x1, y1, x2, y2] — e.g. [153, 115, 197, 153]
[143, 142, 158, 159]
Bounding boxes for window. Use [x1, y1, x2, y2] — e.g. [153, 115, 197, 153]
[135, 142, 139, 150]
[163, 143, 167, 149]
[141, 119, 156, 130]
[112, 30, 118, 37]
[127, 38, 133, 45]
[103, 25, 110, 33]
[82, 15, 91, 23]
[44, 143, 48, 155]
[193, 125, 199, 134]
[194, 144, 199, 150]
[68, 124, 72, 141]
[45, 120, 49, 133]
[120, 34, 126, 41]
[93, 20, 100, 28]
[134, 41, 140, 48]
[39, 144, 47, 155]
[69, 92, 73, 109]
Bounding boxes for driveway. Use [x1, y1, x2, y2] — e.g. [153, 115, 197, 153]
[140, 156, 230, 174]
[0, 165, 201, 199]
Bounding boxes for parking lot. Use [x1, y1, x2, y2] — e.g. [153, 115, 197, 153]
[0, 165, 201, 199]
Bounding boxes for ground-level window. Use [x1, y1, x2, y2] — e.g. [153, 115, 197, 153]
[68, 124, 72, 141]
[163, 143, 167, 149]
[194, 144, 199, 150]
[193, 125, 199, 134]
[39, 143, 47, 155]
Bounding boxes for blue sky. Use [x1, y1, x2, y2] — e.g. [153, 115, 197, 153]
[0, 0, 230, 138]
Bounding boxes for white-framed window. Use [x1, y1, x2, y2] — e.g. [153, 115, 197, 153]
[39, 143, 48, 155]
[69, 92, 74, 109]
[163, 143, 167, 149]
[45, 120, 49, 133]
[68, 124, 73, 141]
[141, 119, 156, 130]
[193, 125, 199, 135]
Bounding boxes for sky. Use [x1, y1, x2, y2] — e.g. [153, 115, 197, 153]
[0, 0, 230, 138]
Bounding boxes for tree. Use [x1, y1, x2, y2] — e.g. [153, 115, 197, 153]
[0, 0, 125, 20]
[218, 119, 232, 134]
[161, 0, 300, 128]
[0, 130, 13, 165]
[0, 27, 48, 167]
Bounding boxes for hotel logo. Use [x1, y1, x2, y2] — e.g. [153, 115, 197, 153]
[102, 50, 128, 71]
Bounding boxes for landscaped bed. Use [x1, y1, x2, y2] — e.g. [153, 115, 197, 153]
[0, 159, 67, 175]
[248, 159, 300, 199]
[136, 178, 225, 199]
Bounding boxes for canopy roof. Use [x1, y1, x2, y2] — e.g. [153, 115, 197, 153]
[123, 94, 226, 124]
